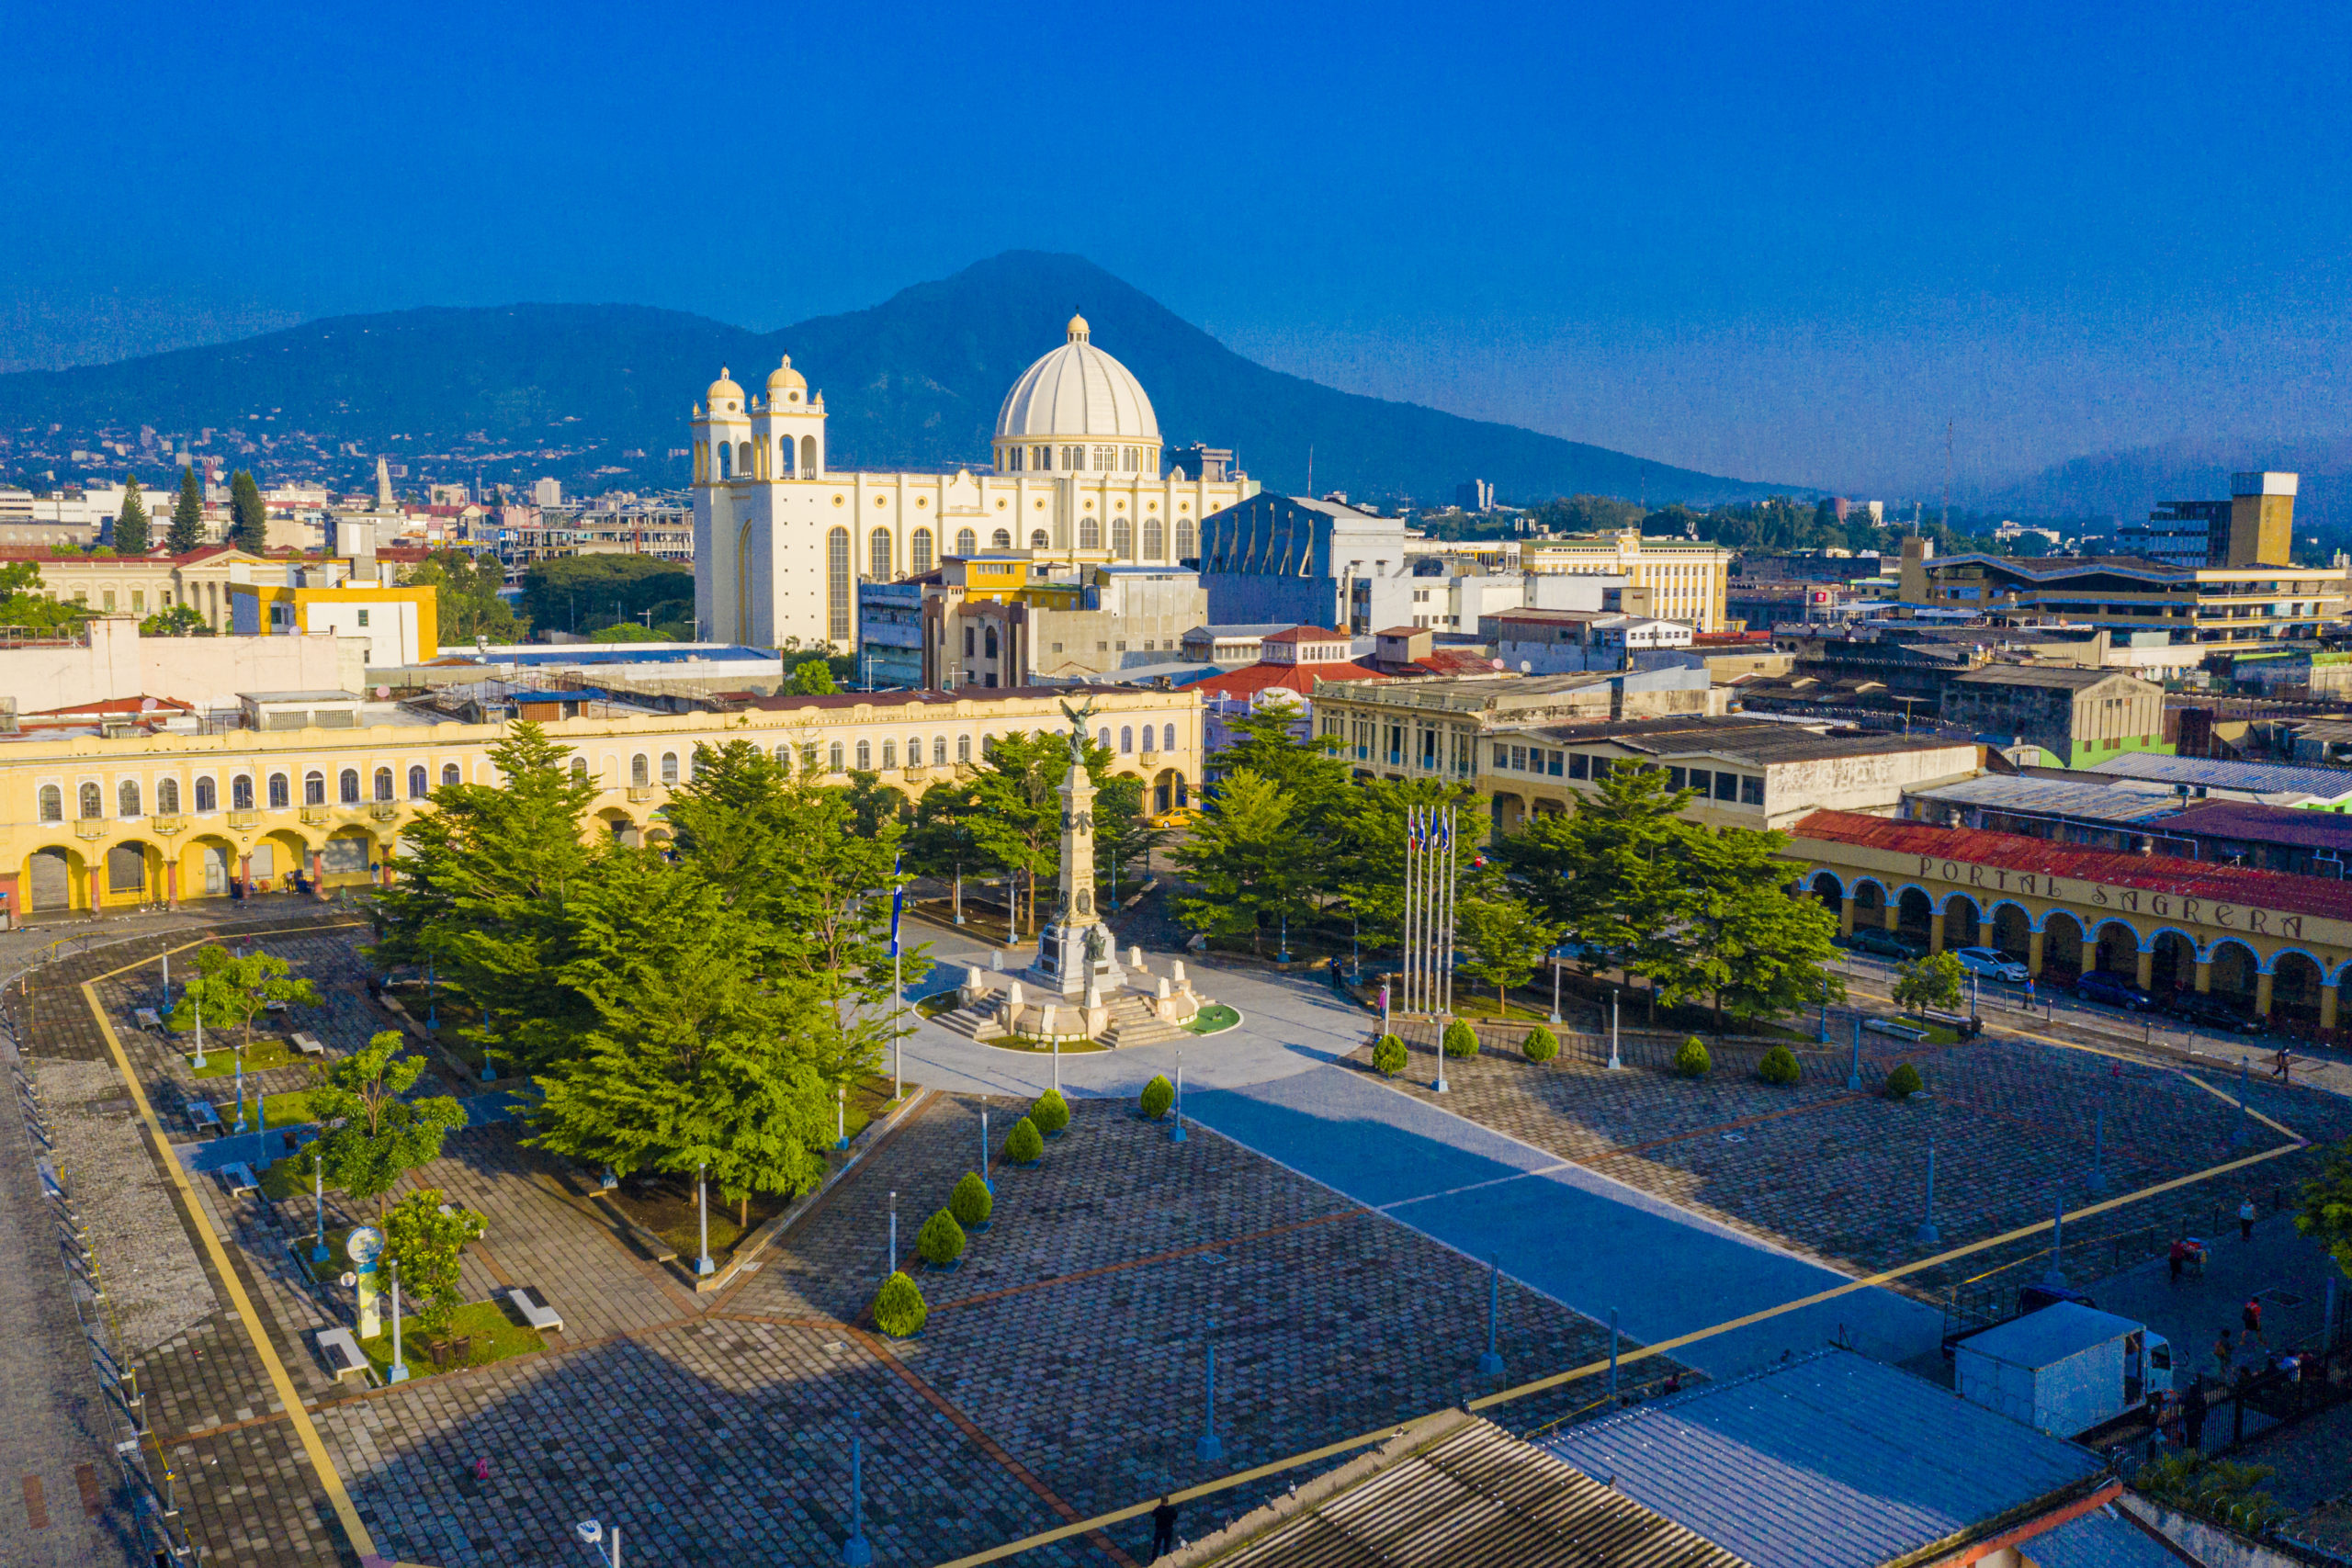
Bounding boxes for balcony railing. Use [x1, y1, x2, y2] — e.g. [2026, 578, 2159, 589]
[370, 803, 400, 821]
[299, 807, 331, 826]
[73, 819, 104, 840]
[627, 785, 658, 802]
[228, 809, 262, 829]
[151, 815, 187, 835]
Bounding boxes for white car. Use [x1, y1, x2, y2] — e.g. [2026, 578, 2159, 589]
[1952, 946, 2029, 984]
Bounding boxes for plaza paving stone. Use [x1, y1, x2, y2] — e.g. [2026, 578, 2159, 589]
[1349, 1019, 2352, 1306]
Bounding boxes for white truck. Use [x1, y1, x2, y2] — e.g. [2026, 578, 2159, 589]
[1954, 1301, 2177, 1438]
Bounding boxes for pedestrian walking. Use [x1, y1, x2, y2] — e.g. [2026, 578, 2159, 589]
[2213, 1328, 2233, 1380]
[2243, 1296, 2264, 1342]
[1148, 1497, 1180, 1562]
[2168, 1236, 2188, 1284]
[2238, 1196, 2257, 1241]
[2182, 1380, 2208, 1451]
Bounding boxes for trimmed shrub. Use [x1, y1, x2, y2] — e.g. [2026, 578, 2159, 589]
[1521, 1027, 1559, 1064]
[916, 1207, 966, 1267]
[872, 1270, 927, 1337]
[1442, 1021, 1480, 1059]
[1371, 1033, 1408, 1077]
[949, 1171, 993, 1228]
[1757, 1045, 1801, 1086]
[1885, 1062, 1924, 1100]
[1140, 1074, 1174, 1121]
[1006, 1116, 1044, 1165]
[1673, 1036, 1712, 1078]
[1031, 1088, 1070, 1135]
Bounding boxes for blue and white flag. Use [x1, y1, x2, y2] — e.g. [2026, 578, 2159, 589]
[889, 852, 904, 958]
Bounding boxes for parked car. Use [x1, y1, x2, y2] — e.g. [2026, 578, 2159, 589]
[1848, 928, 1928, 960]
[1952, 946, 2030, 984]
[2165, 992, 2267, 1034]
[2075, 971, 2156, 1011]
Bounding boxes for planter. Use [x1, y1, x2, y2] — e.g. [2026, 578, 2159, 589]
[1044, 1128, 1068, 1141]
[966, 1221, 991, 1235]
[925, 1258, 963, 1274]
[1016, 1159, 1042, 1170]
[428, 1341, 453, 1369]
[881, 1326, 924, 1342]
[451, 1335, 473, 1365]
[1134, 1110, 1165, 1123]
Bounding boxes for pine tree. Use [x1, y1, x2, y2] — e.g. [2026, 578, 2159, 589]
[1171, 769, 1306, 954]
[113, 477, 150, 556]
[228, 470, 266, 551]
[306, 1032, 469, 1217]
[168, 466, 206, 553]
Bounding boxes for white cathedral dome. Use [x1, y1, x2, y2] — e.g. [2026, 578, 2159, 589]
[994, 314, 1160, 453]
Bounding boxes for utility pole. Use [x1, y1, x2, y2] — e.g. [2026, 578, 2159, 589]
[1942, 418, 1954, 535]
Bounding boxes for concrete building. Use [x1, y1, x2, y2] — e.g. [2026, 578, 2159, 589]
[0, 683, 1199, 922]
[1481, 607, 1695, 673]
[1521, 529, 1734, 631]
[694, 318, 1251, 649]
[1177, 624, 1301, 667]
[921, 557, 1206, 689]
[1939, 665, 2168, 769]
[2119, 470, 2300, 570]
[227, 555, 438, 669]
[0, 618, 365, 717]
[855, 579, 925, 689]
[8, 546, 285, 631]
[1196, 492, 1416, 635]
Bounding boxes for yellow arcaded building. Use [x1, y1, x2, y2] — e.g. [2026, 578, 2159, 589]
[0, 685, 1199, 922]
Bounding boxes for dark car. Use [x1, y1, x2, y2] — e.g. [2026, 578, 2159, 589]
[1848, 928, 1928, 960]
[2166, 992, 2267, 1034]
[2075, 971, 2156, 1010]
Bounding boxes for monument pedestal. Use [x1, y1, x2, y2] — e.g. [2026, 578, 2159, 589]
[1028, 920, 1126, 998]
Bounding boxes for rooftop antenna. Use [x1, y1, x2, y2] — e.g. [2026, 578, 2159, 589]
[1942, 418, 1954, 535]
[1306, 445, 1314, 499]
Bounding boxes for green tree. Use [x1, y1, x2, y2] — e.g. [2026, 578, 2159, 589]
[0, 560, 86, 632]
[383, 1188, 484, 1339]
[1495, 762, 1697, 1010]
[401, 548, 521, 644]
[842, 770, 910, 837]
[958, 729, 1107, 938]
[1325, 776, 1480, 948]
[1092, 772, 1166, 896]
[113, 477, 151, 556]
[168, 944, 321, 1048]
[1893, 952, 1965, 1014]
[228, 470, 267, 551]
[1171, 770, 1306, 953]
[368, 722, 605, 1075]
[140, 604, 212, 637]
[2293, 1141, 2352, 1282]
[169, 466, 206, 553]
[1455, 894, 1562, 1012]
[1207, 708, 1355, 824]
[530, 857, 835, 1225]
[787, 658, 838, 694]
[516, 554, 692, 637]
[589, 622, 662, 642]
[1676, 827, 1847, 1030]
[306, 1032, 469, 1216]
[903, 781, 982, 915]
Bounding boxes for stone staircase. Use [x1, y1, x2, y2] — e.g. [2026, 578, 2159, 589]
[929, 998, 1004, 1041]
[1100, 994, 1187, 1048]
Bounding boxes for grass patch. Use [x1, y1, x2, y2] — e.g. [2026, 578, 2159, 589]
[356, 1298, 544, 1380]
[1185, 1004, 1242, 1035]
[188, 1038, 307, 1077]
[1447, 996, 1555, 1021]
[983, 1033, 1112, 1054]
[917, 993, 961, 1020]
[209, 1089, 316, 1129]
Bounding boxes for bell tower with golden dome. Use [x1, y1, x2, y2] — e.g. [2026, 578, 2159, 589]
[754, 356, 826, 480]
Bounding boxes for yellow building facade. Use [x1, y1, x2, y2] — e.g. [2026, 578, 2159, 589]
[0, 687, 1199, 921]
[1522, 531, 1734, 632]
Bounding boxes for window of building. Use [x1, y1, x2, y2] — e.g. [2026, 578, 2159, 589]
[233, 775, 254, 810]
[911, 528, 933, 575]
[1112, 516, 1133, 558]
[661, 751, 679, 784]
[869, 527, 892, 581]
[1079, 515, 1102, 550]
[1092, 446, 1115, 469]
[1176, 517, 1196, 560]
[827, 526, 852, 643]
[269, 773, 290, 807]
[991, 528, 1012, 549]
[855, 739, 872, 770]
[115, 779, 140, 818]
[1714, 773, 1737, 802]
[356, 608, 370, 628]
[303, 771, 325, 806]
[102, 591, 116, 611]
[631, 754, 650, 786]
[829, 741, 844, 772]
[1163, 723, 1176, 752]
[1120, 726, 1134, 753]
[442, 762, 461, 786]
[1032, 446, 1049, 470]
[957, 733, 972, 763]
[1030, 529, 1048, 549]
[964, 626, 975, 658]
[131, 591, 144, 612]
[1061, 446, 1082, 469]
[38, 784, 60, 822]
[1568, 753, 1589, 780]
[1143, 517, 1163, 558]
[195, 776, 217, 813]
[881, 740, 898, 769]
[409, 765, 428, 798]
[374, 767, 393, 801]
[1591, 757, 1613, 781]
[339, 769, 361, 804]
[1740, 774, 1765, 806]
[984, 626, 999, 659]
[933, 737, 947, 766]
[956, 527, 977, 556]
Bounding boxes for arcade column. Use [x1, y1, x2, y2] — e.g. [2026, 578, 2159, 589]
[2027, 929, 2046, 976]
[1838, 897, 1855, 939]
[2322, 981, 2339, 1034]
[1928, 911, 1946, 953]
[2079, 938, 2098, 976]
[2194, 958, 2212, 994]
[164, 861, 179, 911]
[2135, 948, 2154, 990]
[2254, 971, 2274, 1017]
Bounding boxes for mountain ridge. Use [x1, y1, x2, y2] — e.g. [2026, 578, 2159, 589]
[0, 253, 1792, 507]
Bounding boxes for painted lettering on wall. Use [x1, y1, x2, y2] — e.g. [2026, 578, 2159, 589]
[1907, 855, 2297, 938]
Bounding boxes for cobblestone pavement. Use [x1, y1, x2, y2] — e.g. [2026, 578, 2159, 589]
[1347, 1021, 2352, 1305]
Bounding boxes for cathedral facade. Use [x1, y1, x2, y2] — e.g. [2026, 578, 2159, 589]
[691, 315, 1254, 649]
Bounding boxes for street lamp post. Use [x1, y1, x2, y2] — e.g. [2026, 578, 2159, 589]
[312, 1161, 329, 1263]
[835, 1085, 848, 1151]
[888, 1191, 897, 1277]
[841, 1413, 873, 1567]
[695, 1163, 714, 1277]
[387, 1258, 410, 1384]
[1170, 1052, 1187, 1145]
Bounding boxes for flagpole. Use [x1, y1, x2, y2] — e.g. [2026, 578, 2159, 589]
[1440, 806, 1457, 1019]
[890, 853, 904, 1103]
[1402, 807, 1418, 1021]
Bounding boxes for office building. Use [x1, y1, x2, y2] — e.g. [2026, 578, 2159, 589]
[1195, 493, 1416, 634]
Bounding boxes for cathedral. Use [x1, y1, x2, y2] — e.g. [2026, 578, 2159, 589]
[691, 315, 1254, 649]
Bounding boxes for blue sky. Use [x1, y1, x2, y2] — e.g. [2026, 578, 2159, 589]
[6, 0, 2348, 493]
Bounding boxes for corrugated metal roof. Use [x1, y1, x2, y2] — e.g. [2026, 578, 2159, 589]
[2019, 1509, 2181, 1568]
[1541, 1350, 2103, 1568]
[1957, 1303, 2142, 1369]
[2088, 751, 2352, 801]
[2165, 798, 2352, 852]
[1905, 775, 2185, 826]
[1792, 810, 2352, 922]
[1216, 1418, 1747, 1568]
[1952, 665, 2133, 690]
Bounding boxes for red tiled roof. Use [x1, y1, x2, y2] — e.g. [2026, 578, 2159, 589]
[1415, 649, 1505, 675]
[1193, 660, 1385, 698]
[26, 695, 195, 717]
[1792, 809, 2352, 923]
[1261, 626, 1344, 642]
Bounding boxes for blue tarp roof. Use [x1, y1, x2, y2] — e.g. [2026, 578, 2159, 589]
[1541, 1348, 2102, 1568]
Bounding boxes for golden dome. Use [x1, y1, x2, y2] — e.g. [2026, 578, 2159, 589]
[1066, 312, 1091, 344]
[766, 355, 808, 402]
[705, 367, 745, 411]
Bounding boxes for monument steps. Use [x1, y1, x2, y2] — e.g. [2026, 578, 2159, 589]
[1101, 994, 1187, 1048]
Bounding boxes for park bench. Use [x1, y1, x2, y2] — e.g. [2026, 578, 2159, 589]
[132, 1007, 163, 1032]
[185, 1100, 222, 1137]
[315, 1327, 369, 1383]
[220, 1163, 259, 1197]
[508, 1285, 563, 1334]
[1864, 1018, 1931, 1043]
[289, 1032, 327, 1056]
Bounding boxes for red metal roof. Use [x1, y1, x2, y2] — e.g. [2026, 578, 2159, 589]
[1261, 626, 1345, 642]
[1792, 809, 2352, 922]
[1193, 660, 1385, 698]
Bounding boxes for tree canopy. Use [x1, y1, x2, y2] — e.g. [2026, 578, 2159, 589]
[401, 548, 521, 645]
[113, 477, 151, 556]
[168, 465, 206, 553]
